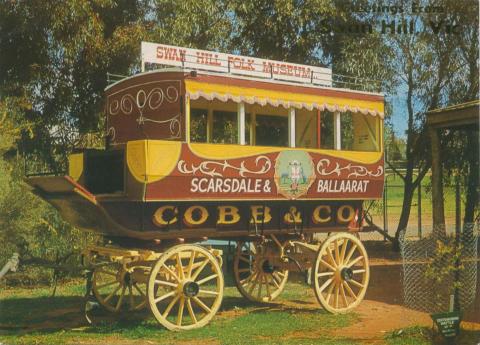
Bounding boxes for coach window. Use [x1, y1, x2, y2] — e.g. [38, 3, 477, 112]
[212, 109, 237, 144]
[190, 108, 208, 143]
[351, 112, 379, 151]
[320, 111, 335, 149]
[190, 99, 238, 144]
[295, 109, 317, 148]
[253, 105, 289, 147]
[341, 111, 355, 150]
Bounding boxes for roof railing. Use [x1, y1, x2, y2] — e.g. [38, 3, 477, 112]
[107, 62, 382, 94]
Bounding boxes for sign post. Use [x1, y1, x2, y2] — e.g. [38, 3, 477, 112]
[431, 311, 461, 342]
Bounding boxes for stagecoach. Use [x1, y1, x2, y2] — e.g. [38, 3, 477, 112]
[27, 43, 385, 330]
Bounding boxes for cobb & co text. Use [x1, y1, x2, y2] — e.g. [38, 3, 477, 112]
[152, 203, 360, 229]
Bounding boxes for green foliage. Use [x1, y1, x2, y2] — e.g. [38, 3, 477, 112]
[424, 238, 464, 284]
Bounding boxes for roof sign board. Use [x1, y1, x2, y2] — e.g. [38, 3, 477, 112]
[141, 42, 332, 86]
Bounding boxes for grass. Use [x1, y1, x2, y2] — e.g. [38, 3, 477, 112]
[0, 281, 359, 345]
[0, 280, 459, 345]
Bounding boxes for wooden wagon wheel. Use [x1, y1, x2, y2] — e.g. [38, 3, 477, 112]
[147, 245, 224, 330]
[313, 233, 370, 314]
[233, 241, 288, 302]
[92, 262, 147, 312]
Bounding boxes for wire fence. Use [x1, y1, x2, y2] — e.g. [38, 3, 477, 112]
[399, 223, 479, 314]
[364, 175, 469, 241]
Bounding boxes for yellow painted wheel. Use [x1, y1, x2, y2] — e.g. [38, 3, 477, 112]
[313, 233, 370, 314]
[147, 245, 224, 330]
[92, 262, 147, 312]
[234, 241, 288, 302]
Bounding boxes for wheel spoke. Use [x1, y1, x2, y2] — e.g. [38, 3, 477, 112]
[257, 273, 263, 299]
[186, 251, 196, 278]
[155, 279, 178, 288]
[319, 258, 336, 272]
[192, 296, 211, 313]
[240, 272, 255, 285]
[186, 298, 197, 324]
[318, 277, 333, 293]
[340, 283, 348, 307]
[326, 246, 337, 268]
[177, 297, 185, 326]
[325, 279, 336, 304]
[162, 294, 180, 318]
[133, 283, 145, 297]
[334, 284, 339, 309]
[346, 255, 364, 268]
[353, 269, 366, 274]
[104, 284, 121, 303]
[176, 253, 185, 281]
[264, 274, 271, 298]
[343, 281, 357, 300]
[238, 268, 250, 273]
[161, 264, 180, 282]
[197, 274, 218, 285]
[344, 244, 358, 265]
[191, 259, 209, 281]
[317, 271, 334, 278]
[198, 289, 219, 296]
[97, 280, 117, 289]
[270, 273, 280, 288]
[247, 272, 259, 294]
[239, 255, 251, 264]
[334, 240, 340, 265]
[340, 239, 349, 265]
[349, 279, 365, 289]
[115, 286, 126, 311]
[128, 284, 134, 309]
[154, 290, 176, 304]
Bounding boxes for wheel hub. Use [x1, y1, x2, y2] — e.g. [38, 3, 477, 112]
[261, 260, 275, 274]
[340, 267, 353, 281]
[183, 281, 200, 297]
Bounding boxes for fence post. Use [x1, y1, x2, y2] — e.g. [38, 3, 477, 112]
[418, 183, 422, 239]
[455, 180, 461, 234]
[383, 178, 388, 241]
[454, 179, 461, 311]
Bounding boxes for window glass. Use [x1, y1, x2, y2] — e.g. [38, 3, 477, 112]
[245, 113, 251, 145]
[320, 111, 335, 149]
[352, 112, 379, 151]
[212, 110, 237, 144]
[256, 114, 288, 147]
[190, 108, 208, 143]
[296, 109, 317, 148]
[341, 112, 354, 150]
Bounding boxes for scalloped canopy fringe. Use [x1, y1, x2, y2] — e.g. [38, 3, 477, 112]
[187, 91, 384, 119]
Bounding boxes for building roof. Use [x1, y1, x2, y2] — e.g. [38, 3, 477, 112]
[426, 100, 479, 129]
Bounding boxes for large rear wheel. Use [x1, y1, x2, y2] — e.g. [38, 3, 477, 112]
[233, 241, 288, 303]
[313, 233, 370, 314]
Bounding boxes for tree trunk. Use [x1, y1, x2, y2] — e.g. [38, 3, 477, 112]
[463, 130, 479, 225]
[393, 179, 416, 250]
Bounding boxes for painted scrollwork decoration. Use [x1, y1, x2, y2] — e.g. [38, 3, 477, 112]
[108, 81, 181, 139]
[177, 156, 272, 178]
[316, 158, 383, 178]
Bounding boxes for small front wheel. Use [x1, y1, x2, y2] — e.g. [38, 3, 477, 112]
[147, 245, 224, 330]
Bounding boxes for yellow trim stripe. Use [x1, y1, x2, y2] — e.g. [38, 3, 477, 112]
[185, 80, 384, 115]
[188, 142, 382, 165]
